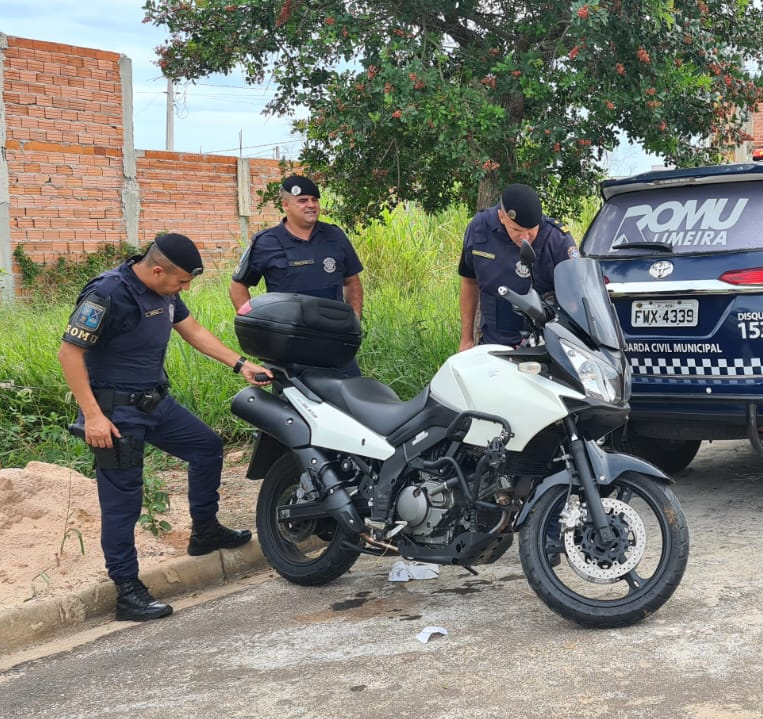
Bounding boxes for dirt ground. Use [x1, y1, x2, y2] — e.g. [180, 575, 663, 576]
[0, 449, 259, 608]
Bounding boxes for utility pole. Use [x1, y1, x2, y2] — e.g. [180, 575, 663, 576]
[165, 78, 174, 151]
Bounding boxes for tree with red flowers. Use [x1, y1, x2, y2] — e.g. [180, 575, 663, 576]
[143, 0, 763, 223]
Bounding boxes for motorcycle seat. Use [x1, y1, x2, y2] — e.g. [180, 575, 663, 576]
[298, 371, 431, 436]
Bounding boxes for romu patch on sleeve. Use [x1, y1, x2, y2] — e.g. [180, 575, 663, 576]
[63, 294, 109, 347]
[75, 299, 106, 331]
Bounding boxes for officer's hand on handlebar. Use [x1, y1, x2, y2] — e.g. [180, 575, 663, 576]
[541, 291, 558, 321]
[240, 361, 273, 386]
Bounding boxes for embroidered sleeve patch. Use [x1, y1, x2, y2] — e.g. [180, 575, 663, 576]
[63, 295, 108, 347]
[75, 300, 106, 330]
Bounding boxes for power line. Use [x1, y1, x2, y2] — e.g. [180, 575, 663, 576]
[204, 138, 302, 155]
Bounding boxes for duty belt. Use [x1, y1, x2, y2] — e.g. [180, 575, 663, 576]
[93, 385, 168, 414]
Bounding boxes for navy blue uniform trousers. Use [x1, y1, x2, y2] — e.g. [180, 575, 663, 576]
[90, 395, 223, 580]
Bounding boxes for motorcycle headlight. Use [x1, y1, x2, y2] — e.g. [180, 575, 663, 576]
[559, 339, 621, 403]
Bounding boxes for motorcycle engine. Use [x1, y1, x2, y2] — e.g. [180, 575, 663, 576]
[395, 480, 455, 542]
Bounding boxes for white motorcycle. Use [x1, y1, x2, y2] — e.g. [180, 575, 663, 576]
[231, 243, 689, 628]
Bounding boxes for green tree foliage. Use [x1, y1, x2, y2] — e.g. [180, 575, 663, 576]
[143, 0, 763, 223]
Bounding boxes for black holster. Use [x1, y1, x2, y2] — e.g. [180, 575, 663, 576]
[67, 422, 144, 470]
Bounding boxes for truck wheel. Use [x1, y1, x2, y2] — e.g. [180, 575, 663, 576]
[608, 430, 701, 474]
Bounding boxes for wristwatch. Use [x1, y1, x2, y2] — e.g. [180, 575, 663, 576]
[232, 356, 247, 374]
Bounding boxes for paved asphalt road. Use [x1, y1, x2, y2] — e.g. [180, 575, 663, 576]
[1, 439, 762, 719]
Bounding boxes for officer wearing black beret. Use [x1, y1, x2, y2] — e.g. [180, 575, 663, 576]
[458, 183, 579, 349]
[230, 175, 364, 376]
[58, 233, 273, 622]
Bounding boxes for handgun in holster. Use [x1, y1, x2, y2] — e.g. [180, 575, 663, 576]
[67, 422, 143, 470]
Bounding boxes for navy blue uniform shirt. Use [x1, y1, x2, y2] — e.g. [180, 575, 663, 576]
[459, 205, 579, 346]
[232, 219, 363, 302]
[62, 258, 190, 390]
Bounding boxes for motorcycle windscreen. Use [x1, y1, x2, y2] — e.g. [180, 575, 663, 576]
[554, 257, 623, 350]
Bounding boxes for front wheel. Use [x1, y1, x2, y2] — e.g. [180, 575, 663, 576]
[519, 473, 689, 628]
[256, 453, 361, 586]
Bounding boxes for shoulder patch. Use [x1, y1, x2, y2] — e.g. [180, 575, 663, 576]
[75, 298, 106, 331]
[63, 293, 109, 346]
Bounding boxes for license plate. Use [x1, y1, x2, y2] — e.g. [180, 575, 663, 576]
[631, 299, 699, 327]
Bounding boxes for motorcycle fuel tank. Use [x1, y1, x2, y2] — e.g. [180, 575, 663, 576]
[429, 344, 584, 450]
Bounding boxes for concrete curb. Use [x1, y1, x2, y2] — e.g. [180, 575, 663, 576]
[0, 539, 269, 654]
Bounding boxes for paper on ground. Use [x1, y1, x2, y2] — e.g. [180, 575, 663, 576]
[416, 626, 448, 643]
[388, 560, 440, 582]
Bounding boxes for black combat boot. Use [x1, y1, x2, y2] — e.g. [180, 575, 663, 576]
[187, 517, 252, 556]
[115, 578, 173, 622]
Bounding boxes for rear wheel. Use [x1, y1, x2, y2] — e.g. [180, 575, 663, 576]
[607, 430, 701, 474]
[256, 453, 361, 585]
[519, 473, 689, 628]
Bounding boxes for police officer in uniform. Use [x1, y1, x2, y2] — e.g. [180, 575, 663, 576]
[58, 233, 273, 622]
[458, 183, 579, 350]
[229, 175, 364, 375]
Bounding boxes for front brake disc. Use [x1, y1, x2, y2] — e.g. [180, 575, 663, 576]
[563, 497, 646, 584]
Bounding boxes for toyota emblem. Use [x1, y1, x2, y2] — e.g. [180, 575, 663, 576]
[649, 260, 674, 279]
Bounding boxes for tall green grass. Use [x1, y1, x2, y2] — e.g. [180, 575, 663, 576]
[0, 200, 594, 468]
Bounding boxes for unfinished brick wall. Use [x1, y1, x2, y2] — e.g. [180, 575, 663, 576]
[136, 150, 281, 270]
[2, 38, 127, 268]
[0, 35, 284, 297]
[753, 107, 763, 149]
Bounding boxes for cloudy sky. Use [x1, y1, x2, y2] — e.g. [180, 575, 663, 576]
[2, 0, 302, 159]
[2, 1, 655, 173]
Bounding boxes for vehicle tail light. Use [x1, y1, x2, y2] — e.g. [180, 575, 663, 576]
[753, 147, 763, 161]
[719, 268, 763, 285]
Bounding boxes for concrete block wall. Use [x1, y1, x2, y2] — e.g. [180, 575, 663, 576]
[0, 34, 283, 299]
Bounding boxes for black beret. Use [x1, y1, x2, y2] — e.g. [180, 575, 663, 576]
[500, 184, 543, 228]
[154, 233, 204, 277]
[282, 174, 321, 199]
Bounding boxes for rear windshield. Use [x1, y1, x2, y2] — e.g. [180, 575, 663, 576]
[582, 179, 763, 257]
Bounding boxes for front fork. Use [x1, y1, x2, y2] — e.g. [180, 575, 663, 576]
[562, 417, 616, 545]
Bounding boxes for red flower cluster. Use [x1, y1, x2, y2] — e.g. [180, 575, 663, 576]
[637, 48, 651, 64]
[577, 5, 590, 19]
